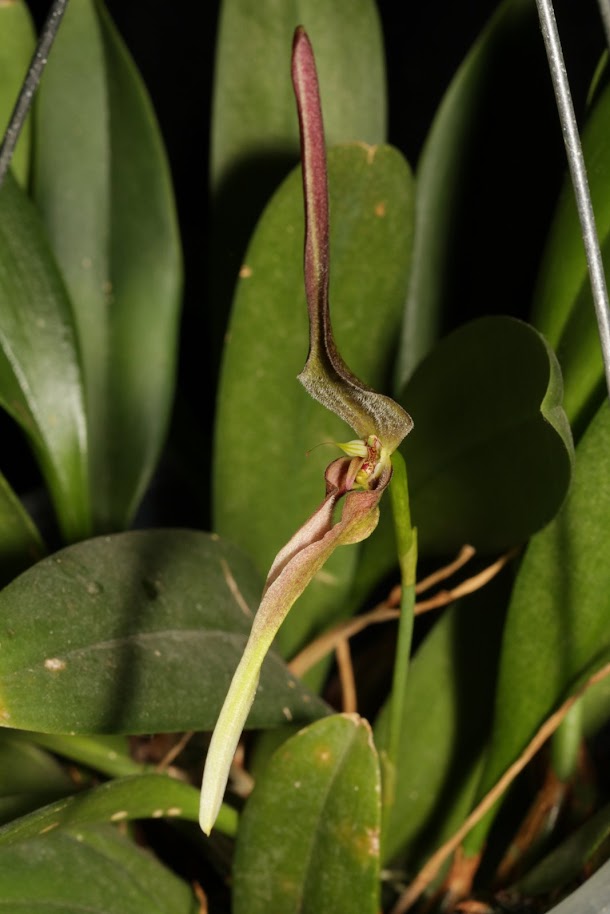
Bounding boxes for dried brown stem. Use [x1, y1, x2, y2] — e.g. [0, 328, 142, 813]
[156, 731, 194, 772]
[335, 638, 358, 713]
[289, 548, 515, 677]
[416, 545, 476, 594]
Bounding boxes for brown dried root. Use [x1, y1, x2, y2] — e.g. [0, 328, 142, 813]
[335, 638, 358, 713]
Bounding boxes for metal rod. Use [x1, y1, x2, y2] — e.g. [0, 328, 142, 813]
[535, 0, 610, 403]
[0, 0, 69, 188]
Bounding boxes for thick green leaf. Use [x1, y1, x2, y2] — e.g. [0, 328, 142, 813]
[0, 774, 203, 846]
[0, 746, 239, 839]
[545, 265, 610, 437]
[0, 173, 91, 541]
[233, 714, 380, 914]
[210, 0, 387, 339]
[399, 316, 573, 555]
[533, 69, 610, 432]
[533, 69, 610, 343]
[26, 731, 143, 779]
[395, 0, 547, 390]
[33, 0, 182, 530]
[0, 471, 44, 587]
[582, 670, 610, 739]
[0, 529, 328, 733]
[0, 825, 197, 913]
[374, 580, 507, 866]
[466, 402, 610, 850]
[214, 144, 414, 657]
[0, 730, 72, 824]
[212, 0, 385, 194]
[0, 0, 35, 185]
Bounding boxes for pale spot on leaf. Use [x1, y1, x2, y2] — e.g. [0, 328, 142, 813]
[110, 810, 129, 822]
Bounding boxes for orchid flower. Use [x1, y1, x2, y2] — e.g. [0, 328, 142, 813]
[199, 26, 413, 836]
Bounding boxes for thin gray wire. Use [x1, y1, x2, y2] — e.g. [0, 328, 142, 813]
[535, 0, 610, 402]
[596, 0, 610, 51]
[0, 0, 69, 189]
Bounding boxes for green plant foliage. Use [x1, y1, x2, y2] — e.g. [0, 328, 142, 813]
[1, 1, 609, 909]
[355, 317, 572, 606]
[26, 732, 141, 779]
[33, 0, 182, 531]
[0, 774, 203, 845]
[356, 315, 573, 598]
[214, 143, 413, 657]
[233, 714, 381, 914]
[0, 472, 44, 587]
[466, 401, 610, 851]
[375, 581, 507, 865]
[0, 731, 73, 825]
[212, 0, 385, 195]
[533, 70, 610, 432]
[210, 0, 387, 338]
[0, 530, 328, 733]
[400, 316, 573, 555]
[0, 0, 35, 185]
[0, 173, 91, 542]
[0, 825, 198, 912]
[582, 669, 610, 738]
[395, 0, 544, 390]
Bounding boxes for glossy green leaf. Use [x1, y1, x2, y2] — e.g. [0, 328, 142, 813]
[0, 0, 35, 185]
[0, 471, 44, 587]
[374, 581, 507, 866]
[33, 0, 182, 531]
[545, 266, 610, 437]
[533, 69, 610, 432]
[467, 401, 610, 851]
[0, 730, 72, 825]
[0, 529, 329, 733]
[0, 825, 197, 913]
[25, 732, 143, 779]
[582, 669, 610, 739]
[4, 775, 236, 843]
[399, 316, 573, 555]
[214, 144, 414, 656]
[0, 173, 91, 541]
[212, 0, 385, 194]
[0, 774, 203, 846]
[233, 714, 380, 914]
[210, 0, 386, 335]
[395, 0, 544, 390]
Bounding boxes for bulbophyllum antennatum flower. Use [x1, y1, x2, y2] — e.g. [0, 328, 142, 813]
[199, 25, 413, 836]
